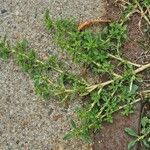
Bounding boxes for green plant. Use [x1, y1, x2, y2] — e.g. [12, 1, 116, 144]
[44, 11, 128, 75]
[43, 3, 150, 143]
[0, 39, 88, 101]
[0, 40, 10, 59]
[0, 0, 150, 147]
[1, 36, 149, 143]
[125, 116, 150, 150]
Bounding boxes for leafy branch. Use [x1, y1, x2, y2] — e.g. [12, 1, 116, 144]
[0, 40, 88, 101]
[83, 63, 150, 95]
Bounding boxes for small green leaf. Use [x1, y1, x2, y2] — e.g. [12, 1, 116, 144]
[141, 117, 150, 127]
[70, 119, 77, 129]
[143, 139, 150, 148]
[63, 133, 72, 140]
[128, 140, 137, 150]
[82, 135, 92, 144]
[44, 9, 53, 30]
[130, 84, 138, 95]
[125, 127, 137, 137]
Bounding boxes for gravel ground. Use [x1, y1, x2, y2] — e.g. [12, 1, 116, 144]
[0, 0, 105, 150]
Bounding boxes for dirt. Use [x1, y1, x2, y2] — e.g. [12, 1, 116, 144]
[93, 104, 141, 150]
[123, 14, 149, 64]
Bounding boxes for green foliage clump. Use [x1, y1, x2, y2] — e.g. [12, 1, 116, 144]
[107, 22, 127, 53]
[0, 0, 150, 147]
[142, 0, 150, 8]
[43, 4, 150, 143]
[0, 40, 10, 59]
[44, 12, 128, 76]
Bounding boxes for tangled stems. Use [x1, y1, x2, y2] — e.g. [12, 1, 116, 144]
[99, 91, 150, 120]
[107, 53, 141, 67]
[5, 40, 148, 100]
[64, 61, 150, 142]
[0, 40, 92, 100]
[85, 63, 150, 95]
[66, 80, 150, 142]
[117, 0, 150, 30]
[1, 39, 149, 101]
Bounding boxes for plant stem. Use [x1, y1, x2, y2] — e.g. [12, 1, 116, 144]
[41, 76, 54, 85]
[100, 98, 141, 119]
[92, 60, 122, 78]
[55, 89, 75, 95]
[99, 90, 150, 119]
[137, 130, 150, 142]
[135, 0, 150, 25]
[85, 63, 150, 94]
[108, 53, 141, 67]
[92, 52, 142, 78]
[141, 90, 150, 95]
[135, 63, 150, 74]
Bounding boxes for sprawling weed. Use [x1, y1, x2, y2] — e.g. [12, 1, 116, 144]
[0, 0, 149, 147]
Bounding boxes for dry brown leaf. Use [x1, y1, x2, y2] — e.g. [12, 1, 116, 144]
[78, 19, 111, 31]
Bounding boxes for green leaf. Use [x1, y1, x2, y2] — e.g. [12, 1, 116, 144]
[125, 127, 137, 137]
[130, 84, 138, 95]
[82, 134, 92, 144]
[143, 0, 150, 8]
[0, 41, 10, 59]
[128, 140, 137, 150]
[70, 119, 77, 129]
[44, 9, 53, 30]
[141, 117, 150, 127]
[143, 139, 150, 148]
[91, 92, 101, 103]
[15, 40, 28, 52]
[63, 133, 72, 140]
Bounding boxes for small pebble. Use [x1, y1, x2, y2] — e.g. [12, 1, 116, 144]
[1, 9, 7, 14]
